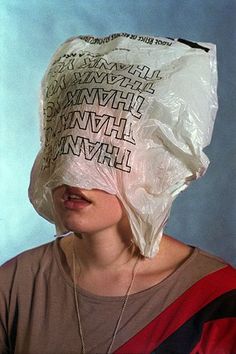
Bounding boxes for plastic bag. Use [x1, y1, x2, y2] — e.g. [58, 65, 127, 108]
[28, 33, 218, 258]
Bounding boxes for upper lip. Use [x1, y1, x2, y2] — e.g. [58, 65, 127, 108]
[63, 186, 91, 202]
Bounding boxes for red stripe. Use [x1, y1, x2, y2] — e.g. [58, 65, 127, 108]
[190, 318, 236, 354]
[115, 266, 236, 354]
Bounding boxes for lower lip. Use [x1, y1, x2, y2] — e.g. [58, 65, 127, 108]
[63, 199, 91, 210]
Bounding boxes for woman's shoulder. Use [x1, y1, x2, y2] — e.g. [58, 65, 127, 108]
[148, 235, 228, 280]
[165, 236, 236, 299]
[160, 234, 231, 270]
[0, 240, 56, 286]
[152, 235, 235, 291]
[0, 240, 61, 306]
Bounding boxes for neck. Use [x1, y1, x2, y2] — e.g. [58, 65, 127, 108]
[69, 224, 138, 272]
[76, 235, 133, 270]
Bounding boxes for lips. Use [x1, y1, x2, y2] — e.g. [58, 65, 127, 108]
[63, 187, 92, 210]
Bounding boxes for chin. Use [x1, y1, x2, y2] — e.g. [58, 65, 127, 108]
[60, 215, 89, 234]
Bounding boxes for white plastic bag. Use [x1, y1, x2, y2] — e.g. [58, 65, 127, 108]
[29, 33, 218, 257]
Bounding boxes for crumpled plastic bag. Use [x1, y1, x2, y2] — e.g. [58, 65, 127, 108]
[28, 33, 218, 258]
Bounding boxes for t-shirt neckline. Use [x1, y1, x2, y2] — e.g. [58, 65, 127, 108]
[53, 237, 199, 302]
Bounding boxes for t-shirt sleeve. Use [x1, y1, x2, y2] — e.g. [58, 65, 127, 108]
[0, 259, 17, 354]
[191, 318, 236, 354]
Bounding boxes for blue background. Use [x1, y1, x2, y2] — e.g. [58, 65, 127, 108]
[1, 0, 235, 265]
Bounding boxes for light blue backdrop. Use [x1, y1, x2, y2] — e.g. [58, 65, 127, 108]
[1, 0, 235, 265]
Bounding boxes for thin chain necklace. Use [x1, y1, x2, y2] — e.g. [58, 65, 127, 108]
[72, 242, 140, 354]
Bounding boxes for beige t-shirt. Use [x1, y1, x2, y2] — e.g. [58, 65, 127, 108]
[0, 239, 226, 354]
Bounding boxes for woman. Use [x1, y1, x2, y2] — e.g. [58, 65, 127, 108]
[1, 33, 235, 354]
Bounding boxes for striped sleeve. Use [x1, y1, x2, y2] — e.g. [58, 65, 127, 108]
[115, 266, 236, 354]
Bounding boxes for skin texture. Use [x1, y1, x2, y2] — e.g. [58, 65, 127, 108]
[52, 185, 131, 239]
[52, 185, 193, 296]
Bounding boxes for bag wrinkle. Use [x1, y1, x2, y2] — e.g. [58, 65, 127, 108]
[28, 33, 218, 258]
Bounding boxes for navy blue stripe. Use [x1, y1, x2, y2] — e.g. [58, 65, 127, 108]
[151, 289, 236, 354]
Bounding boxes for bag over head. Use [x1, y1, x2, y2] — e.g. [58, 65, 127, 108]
[29, 33, 218, 257]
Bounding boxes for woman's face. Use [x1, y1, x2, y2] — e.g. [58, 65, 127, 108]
[52, 185, 128, 235]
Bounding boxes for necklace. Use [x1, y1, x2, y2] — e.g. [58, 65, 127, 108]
[72, 242, 140, 354]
